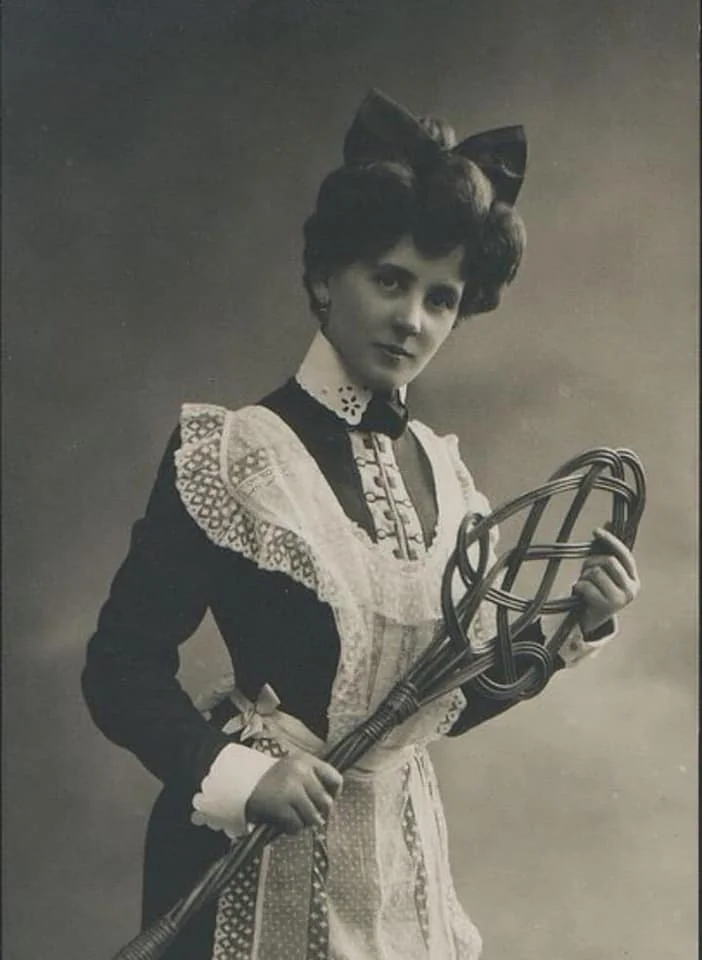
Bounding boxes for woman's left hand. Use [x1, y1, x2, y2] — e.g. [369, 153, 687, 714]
[572, 526, 641, 636]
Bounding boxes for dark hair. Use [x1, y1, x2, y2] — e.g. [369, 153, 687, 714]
[303, 117, 526, 322]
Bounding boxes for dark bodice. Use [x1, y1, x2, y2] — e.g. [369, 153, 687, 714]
[82, 380, 549, 791]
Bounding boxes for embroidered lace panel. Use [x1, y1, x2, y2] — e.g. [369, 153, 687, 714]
[175, 403, 500, 745]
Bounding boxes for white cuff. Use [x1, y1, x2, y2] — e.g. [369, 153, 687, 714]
[191, 743, 277, 840]
[541, 615, 619, 668]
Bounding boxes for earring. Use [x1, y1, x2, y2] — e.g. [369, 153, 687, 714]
[318, 298, 330, 324]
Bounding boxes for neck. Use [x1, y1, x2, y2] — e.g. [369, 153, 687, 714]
[295, 331, 407, 427]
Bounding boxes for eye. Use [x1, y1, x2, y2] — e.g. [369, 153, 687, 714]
[426, 286, 460, 312]
[373, 268, 404, 293]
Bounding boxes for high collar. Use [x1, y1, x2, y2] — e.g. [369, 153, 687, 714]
[295, 332, 407, 428]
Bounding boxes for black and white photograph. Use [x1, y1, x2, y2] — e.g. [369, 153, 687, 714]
[3, 2, 697, 959]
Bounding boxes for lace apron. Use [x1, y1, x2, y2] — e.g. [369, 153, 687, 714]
[175, 404, 498, 960]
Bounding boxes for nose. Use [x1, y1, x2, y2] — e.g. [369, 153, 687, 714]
[391, 296, 423, 336]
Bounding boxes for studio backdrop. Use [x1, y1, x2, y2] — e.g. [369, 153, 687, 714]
[3, 2, 697, 959]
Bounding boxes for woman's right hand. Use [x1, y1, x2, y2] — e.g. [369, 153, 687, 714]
[245, 750, 343, 835]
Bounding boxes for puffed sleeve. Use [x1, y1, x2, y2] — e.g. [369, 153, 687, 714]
[82, 427, 232, 789]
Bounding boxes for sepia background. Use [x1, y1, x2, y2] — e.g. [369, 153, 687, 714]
[3, 1, 698, 957]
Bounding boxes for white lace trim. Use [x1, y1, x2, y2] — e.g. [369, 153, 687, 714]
[295, 331, 373, 425]
[174, 403, 471, 621]
[174, 403, 496, 743]
[295, 331, 407, 426]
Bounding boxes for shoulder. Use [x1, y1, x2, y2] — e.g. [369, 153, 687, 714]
[176, 401, 297, 466]
[175, 402, 273, 492]
[410, 419, 493, 522]
[409, 419, 479, 488]
[171, 403, 275, 554]
[178, 402, 237, 447]
[169, 402, 327, 593]
[174, 401, 309, 528]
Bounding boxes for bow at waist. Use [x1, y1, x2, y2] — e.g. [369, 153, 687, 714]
[197, 677, 418, 777]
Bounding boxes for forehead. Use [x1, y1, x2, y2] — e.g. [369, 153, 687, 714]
[374, 236, 465, 287]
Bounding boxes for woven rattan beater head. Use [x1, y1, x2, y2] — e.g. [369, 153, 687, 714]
[440, 446, 646, 702]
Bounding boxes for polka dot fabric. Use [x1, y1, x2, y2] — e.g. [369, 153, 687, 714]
[402, 791, 432, 950]
[306, 832, 330, 959]
[212, 852, 263, 960]
[211, 746, 483, 959]
[212, 738, 285, 960]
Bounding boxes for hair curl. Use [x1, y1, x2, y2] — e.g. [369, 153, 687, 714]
[303, 117, 526, 322]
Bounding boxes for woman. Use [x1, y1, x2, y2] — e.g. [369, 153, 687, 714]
[83, 89, 640, 960]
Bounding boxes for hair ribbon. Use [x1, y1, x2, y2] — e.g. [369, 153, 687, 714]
[343, 88, 527, 206]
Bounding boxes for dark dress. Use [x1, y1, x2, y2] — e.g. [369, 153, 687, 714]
[82, 379, 564, 959]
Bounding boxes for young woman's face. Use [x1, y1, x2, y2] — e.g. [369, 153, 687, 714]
[319, 236, 465, 393]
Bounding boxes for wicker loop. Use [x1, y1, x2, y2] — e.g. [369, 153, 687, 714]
[442, 447, 646, 701]
[470, 640, 554, 701]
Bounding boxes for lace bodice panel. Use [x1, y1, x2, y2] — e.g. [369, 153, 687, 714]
[175, 403, 497, 745]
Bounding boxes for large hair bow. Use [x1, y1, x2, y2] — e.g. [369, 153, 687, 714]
[343, 88, 527, 206]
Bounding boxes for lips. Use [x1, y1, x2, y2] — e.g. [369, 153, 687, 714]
[375, 343, 413, 359]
